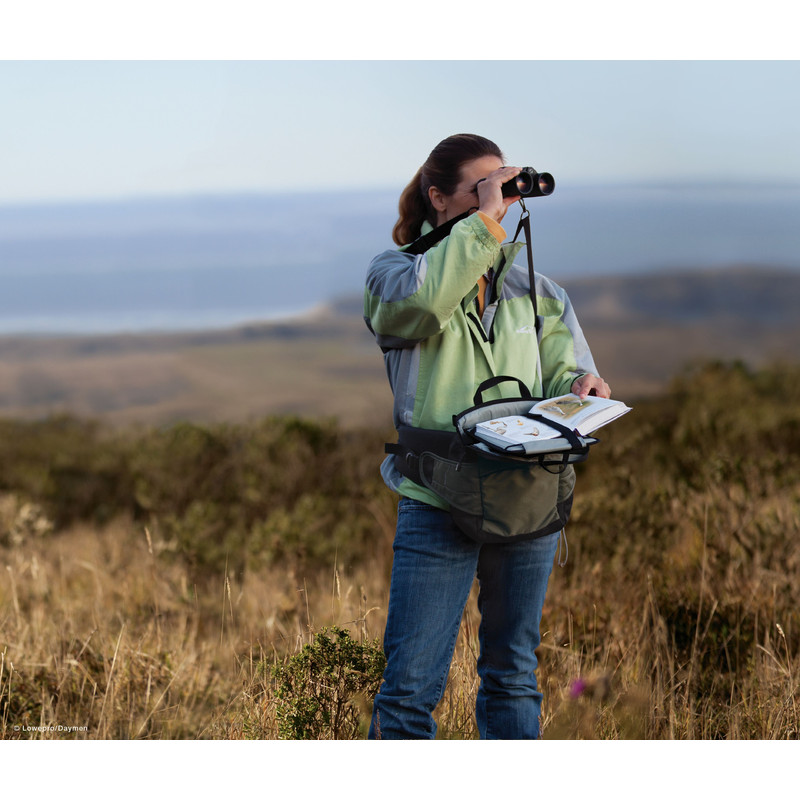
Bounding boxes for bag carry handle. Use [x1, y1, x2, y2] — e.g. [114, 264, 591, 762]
[472, 375, 532, 405]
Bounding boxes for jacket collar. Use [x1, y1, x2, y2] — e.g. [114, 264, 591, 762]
[409, 217, 524, 291]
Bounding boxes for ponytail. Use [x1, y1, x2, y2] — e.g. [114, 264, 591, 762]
[391, 133, 505, 246]
[392, 168, 430, 246]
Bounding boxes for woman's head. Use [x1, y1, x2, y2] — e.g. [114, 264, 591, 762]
[392, 133, 505, 246]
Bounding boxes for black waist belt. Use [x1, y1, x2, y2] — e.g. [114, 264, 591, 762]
[385, 425, 459, 486]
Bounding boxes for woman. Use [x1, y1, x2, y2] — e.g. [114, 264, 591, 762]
[364, 134, 609, 739]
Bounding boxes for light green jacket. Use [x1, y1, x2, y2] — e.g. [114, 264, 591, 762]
[364, 212, 598, 509]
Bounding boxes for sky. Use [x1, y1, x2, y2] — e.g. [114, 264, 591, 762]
[2, 3, 799, 205]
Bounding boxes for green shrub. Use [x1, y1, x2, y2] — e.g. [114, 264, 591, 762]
[0, 413, 393, 576]
[271, 627, 385, 740]
[0, 415, 137, 527]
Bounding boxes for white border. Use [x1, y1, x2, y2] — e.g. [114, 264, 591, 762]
[1, 1, 796, 60]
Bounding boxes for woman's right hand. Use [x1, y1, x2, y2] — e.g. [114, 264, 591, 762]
[476, 166, 522, 223]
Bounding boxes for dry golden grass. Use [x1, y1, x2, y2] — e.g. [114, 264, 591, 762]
[3, 480, 798, 741]
[2, 362, 800, 740]
[0, 515, 394, 740]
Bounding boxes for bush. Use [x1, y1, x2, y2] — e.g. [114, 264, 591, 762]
[271, 627, 385, 740]
[0, 414, 394, 577]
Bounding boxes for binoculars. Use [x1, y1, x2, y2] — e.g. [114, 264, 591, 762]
[502, 167, 555, 198]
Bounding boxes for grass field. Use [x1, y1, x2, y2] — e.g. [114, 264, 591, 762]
[1, 361, 799, 741]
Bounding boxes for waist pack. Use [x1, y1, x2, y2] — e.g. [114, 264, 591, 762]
[386, 376, 598, 544]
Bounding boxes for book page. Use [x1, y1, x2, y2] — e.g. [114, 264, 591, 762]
[475, 415, 561, 444]
[531, 394, 631, 435]
[535, 395, 593, 421]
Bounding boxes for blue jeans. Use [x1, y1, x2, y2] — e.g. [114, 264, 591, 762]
[369, 498, 559, 740]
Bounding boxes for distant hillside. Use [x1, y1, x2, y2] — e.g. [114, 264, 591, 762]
[562, 266, 800, 326]
[559, 266, 800, 397]
[0, 265, 797, 427]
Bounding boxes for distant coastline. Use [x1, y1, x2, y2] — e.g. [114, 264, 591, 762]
[0, 301, 331, 338]
[1, 184, 798, 336]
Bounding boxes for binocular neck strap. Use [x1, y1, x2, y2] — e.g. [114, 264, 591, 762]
[403, 211, 471, 256]
[512, 201, 540, 335]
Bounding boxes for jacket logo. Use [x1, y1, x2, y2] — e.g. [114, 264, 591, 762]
[516, 325, 537, 335]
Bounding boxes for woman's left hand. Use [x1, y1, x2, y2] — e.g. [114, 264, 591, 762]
[571, 374, 611, 399]
[476, 166, 522, 223]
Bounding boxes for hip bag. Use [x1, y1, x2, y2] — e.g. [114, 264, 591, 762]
[386, 376, 597, 544]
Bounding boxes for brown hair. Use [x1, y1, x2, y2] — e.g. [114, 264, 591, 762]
[391, 133, 505, 245]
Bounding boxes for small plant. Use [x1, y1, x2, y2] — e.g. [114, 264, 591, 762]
[271, 627, 385, 740]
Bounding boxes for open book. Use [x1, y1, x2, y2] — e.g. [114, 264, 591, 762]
[473, 393, 631, 453]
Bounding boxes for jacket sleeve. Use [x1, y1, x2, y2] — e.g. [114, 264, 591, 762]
[537, 278, 599, 398]
[364, 213, 504, 349]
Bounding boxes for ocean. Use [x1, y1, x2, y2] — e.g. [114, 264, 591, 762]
[0, 183, 798, 335]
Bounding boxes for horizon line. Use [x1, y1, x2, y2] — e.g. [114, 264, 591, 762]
[3, 178, 800, 211]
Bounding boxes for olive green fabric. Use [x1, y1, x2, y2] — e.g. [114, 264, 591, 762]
[421, 450, 575, 542]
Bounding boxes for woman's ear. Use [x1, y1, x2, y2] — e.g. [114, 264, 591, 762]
[428, 185, 447, 213]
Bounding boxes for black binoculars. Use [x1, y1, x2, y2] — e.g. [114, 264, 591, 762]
[502, 167, 555, 198]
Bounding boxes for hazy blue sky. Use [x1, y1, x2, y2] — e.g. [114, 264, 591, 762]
[3, 60, 799, 205]
[4, 1, 797, 205]
[3, 0, 800, 208]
